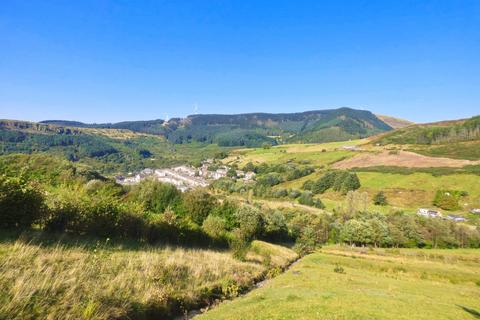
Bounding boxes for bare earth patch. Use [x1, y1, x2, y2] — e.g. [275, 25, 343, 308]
[333, 150, 480, 169]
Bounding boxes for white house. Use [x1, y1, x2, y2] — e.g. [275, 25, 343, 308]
[470, 208, 480, 215]
[446, 214, 467, 222]
[417, 208, 442, 218]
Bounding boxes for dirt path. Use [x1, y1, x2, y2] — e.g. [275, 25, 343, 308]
[333, 150, 480, 169]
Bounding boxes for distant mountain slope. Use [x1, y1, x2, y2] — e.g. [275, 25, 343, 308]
[373, 115, 480, 145]
[0, 120, 225, 174]
[375, 114, 413, 129]
[42, 107, 393, 146]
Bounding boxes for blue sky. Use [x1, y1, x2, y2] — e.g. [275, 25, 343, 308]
[1, 0, 479, 123]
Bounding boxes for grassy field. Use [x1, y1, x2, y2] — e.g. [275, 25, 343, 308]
[0, 238, 297, 320]
[225, 139, 367, 167]
[199, 246, 480, 320]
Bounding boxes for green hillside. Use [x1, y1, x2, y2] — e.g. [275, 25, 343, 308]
[41, 107, 393, 146]
[374, 115, 480, 145]
[0, 120, 227, 174]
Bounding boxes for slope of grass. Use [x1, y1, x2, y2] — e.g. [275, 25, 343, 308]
[0, 239, 297, 320]
[199, 246, 480, 320]
[226, 140, 366, 167]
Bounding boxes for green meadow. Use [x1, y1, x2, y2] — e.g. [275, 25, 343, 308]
[199, 246, 480, 320]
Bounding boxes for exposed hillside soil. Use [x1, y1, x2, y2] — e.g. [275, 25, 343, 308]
[375, 114, 414, 129]
[333, 150, 480, 169]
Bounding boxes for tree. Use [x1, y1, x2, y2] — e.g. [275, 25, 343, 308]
[210, 200, 238, 230]
[130, 179, 181, 213]
[373, 191, 388, 206]
[243, 162, 256, 173]
[234, 206, 264, 240]
[262, 142, 272, 149]
[0, 175, 45, 229]
[264, 210, 288, 240]
[227, 167, 237, 178]
[182, 189, 216, 225]
[202, 215, 227, 239]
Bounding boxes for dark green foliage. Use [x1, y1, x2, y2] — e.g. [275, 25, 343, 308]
[230, 228, 251, 261]
[210, 200, 239, 230]
[309, 171, 361, 195]
[202, 215, 228, 239]
[263, 210, 289, 241]
[257, 173, 283, 187]
[272, 188, 288, 198]
[129, 179, 182, 213]
[333, 264, 345, 274]
[297, 191, 325, 209]
[227, 167, 237, 178]
[0, 175, 46, 228]
[373, 191, 388, 206]
[182, 189, 217, 225]
[242, 162, 256, 172]
[234, 206, 264, 240]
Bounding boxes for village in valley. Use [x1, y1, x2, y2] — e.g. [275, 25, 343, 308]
[115, 159, 256, 192]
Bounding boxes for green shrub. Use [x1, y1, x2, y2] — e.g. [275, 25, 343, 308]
[202, 215, 227, 239]
[130, 179, 181, 213]
[0, 175, 46, 229]
[333, 264, 345, 274]
[373, 191, 388, 206]
[182, 189, 216, 225]
[234, 206, 264, 240]
[263, 210, 289, 241]
[210, 200, 239, 230]
[229, 228, 251, 261]
[433, 190, 462, 211]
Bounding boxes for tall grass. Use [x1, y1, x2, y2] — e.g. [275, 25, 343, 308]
[0, 240, 296, 319]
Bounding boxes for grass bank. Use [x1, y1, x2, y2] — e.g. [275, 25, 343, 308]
[198, 246, 480, 320]
[0, 238, 297, 320]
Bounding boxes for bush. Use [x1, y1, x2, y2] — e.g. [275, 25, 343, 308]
[182, 189, 216, 225]
[333, 264, 345, 274]
[312, 171, 361, 195]
[373, 191, 388, 206]
[210, 200, 239, 230]
[433, 190, 463, 211]
[130, 179, 181, 213]
[297, 191, 324, 208]
[263, 210, 289, 241]
[234, 206, 264, 240]
[0, 175, 46, 229]
[202, 215, 227, 239]
[229, 228, 251, 261]
[272, 188, 288, 198]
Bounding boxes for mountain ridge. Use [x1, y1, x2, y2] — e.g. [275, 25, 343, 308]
[40, 107, 393, 146]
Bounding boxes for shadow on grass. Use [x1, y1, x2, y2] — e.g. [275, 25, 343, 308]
[0, 228, 230, 253]
[458, 305, 480, 319]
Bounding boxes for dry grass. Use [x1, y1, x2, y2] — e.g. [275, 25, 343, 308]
[0, 240, 296, 320]
[333, 150, 480, 169]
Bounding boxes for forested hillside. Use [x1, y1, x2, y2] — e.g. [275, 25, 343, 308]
[42, 107, 393, 146]
[0, 120, 227, 174]
[374, 116, 480, 145]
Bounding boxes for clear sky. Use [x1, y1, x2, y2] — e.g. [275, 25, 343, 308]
[1, 0, 479, 123]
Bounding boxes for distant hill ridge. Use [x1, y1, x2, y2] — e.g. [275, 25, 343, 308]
[373, 115, 480, 145]
[41, 107, 393, 146]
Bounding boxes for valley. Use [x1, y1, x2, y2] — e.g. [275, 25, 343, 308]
[1, 110, 480, 320]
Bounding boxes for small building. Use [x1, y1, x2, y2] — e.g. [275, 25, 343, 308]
[417, 208, 442, 218]
[244, 171, 256, 181]
[470, 208, 480, 215]
[446, 214, 467, 222]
